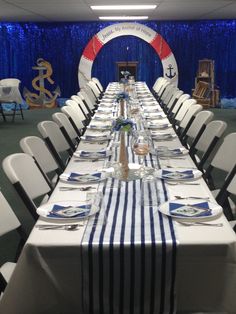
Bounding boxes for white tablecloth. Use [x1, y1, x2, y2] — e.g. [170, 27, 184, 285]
[1, 82, 236, 314]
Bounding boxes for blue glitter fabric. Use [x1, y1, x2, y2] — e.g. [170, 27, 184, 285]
[0, 20, 235, 98]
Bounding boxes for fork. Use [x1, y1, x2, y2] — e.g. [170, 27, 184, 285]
[165, 181, 200, 185]
[59, 186, 95, 191]
[174, 195, 210, 200]
[178, 221, 223, 227]
[37, 224, 82, 230]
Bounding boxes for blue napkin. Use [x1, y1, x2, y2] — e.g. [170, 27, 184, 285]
[169, 202, 212, 217]
[67, 172, 102, 182]
[48, 204, 91, 218]
[159, 148, 182, 155]
[83, 135, 110, 141]
[79, 150, 109, 158]
[162, 170, 194, 179]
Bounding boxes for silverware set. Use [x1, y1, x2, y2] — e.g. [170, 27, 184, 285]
[178, 221, 223, 227]
[174, 195, 210, 200]
[59, 186, 95, 191]
[36, 223, 84, 230]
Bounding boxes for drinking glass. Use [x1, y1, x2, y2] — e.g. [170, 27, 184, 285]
[132, 130, 152, 178]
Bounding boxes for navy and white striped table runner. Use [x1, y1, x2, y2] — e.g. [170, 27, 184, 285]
[81, 141, 178, 314]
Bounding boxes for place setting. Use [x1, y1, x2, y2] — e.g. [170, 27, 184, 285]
[36, 191, 105, 228]
[158, 198, 223, 225]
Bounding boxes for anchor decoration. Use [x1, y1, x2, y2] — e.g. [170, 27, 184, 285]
[23, 58, 60, 108]
[165, 64, 176, 79]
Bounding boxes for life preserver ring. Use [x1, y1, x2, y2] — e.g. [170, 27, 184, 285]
[78, 22, 178, 87]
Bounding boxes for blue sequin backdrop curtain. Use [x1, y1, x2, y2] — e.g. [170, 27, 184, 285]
[0, 20, 235, 98]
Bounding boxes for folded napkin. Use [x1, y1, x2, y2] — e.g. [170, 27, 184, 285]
[60, 172, 103, 183]
[158, 148, 185, 156]
[162, 169, 194, 180]
[152, 133, 176, 140]
[88, 124, 111, 130]
[148, 123, 171, 129]
[144, 112, 166, 119]
[94, 115, 113, 121]
[74, 149, 112, 159]
[48, 204, 91, 218]
[169, 201, 212, 218]
[81, 135, 112, 141]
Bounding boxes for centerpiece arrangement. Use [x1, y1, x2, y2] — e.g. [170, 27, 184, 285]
[113, 90, 133, 180]
[112, 116, 134, 180]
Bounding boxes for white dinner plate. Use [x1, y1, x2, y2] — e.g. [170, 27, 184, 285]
[155, 168, 202, 180]
[60, 172, 107, 184]
[147, 123, 172, 129]
[37, 199, 101, 220]
[159, 199, 222, 220]
[156, 147, 189, 157]
[74, 149, 112, 159]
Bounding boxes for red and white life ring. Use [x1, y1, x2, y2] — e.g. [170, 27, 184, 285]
[78, 22, 178, 87]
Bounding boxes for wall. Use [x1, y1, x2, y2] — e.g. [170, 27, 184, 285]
[0, 20, 235, 98]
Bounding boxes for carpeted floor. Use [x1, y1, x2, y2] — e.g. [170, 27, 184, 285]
[0, 107, 236, 265]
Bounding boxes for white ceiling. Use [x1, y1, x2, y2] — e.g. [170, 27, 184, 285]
[0, 0, 235, 22]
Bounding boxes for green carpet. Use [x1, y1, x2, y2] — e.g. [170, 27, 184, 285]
[0, 107, 236, 265]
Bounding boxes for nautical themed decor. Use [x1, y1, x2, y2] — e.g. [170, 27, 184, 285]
[23, 58, 60, 108]
[78, 22, 178, 88]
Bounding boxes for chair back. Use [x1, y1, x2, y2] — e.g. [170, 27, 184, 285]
[179, 104, 203, 129]
[211, 133, 236, 172]
[0, 191, 21, 237]
[186, 110, 214, 140]
[71, 95, 89, 116]
[92, 77, 104, 92]
[174, 99, 197, 123]
[87, 81, 101, 98]
[52, 112, 79, 142]
[61, 106, 84, 132]
[166, 90, 184, 111]
[65, 99, 86, 122]
[20, 136, 61, 175]
[0, 78, 20, 87]
[38, 120, 71, 153]
[2, 153, 51, 220]
[195, 120, 227, 153]
[170, 93, 190, 115]
[78, 90, 95, 111]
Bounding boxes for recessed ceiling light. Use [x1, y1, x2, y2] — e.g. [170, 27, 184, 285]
[91, 5, 156, 10]
[99, 16, 149, 20]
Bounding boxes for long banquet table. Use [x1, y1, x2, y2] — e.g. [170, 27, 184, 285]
[1, 82, 236, 314]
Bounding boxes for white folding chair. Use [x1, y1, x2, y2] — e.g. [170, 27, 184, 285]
[20, 136, 63, 188]
[189, 120, 227, 170]
[168, 93, 190, 121]
[71, 94, 92, 117]
[165, 89, 183, 114]
[177, 104, 203, 136]
[203, 133, 236, 220]
[78, 90, 96, 112]
[65, 99, 87, 125]
[61, 105, 85, 136]
[86, 82, 100, 101]
[2, 153, 52, 220]
[218, 173, 236, 229]
[172, 98, 197, 128]
[0, 191, 27, 295]
[0, 78, 24, 122]
[52, 112, 80, 150]
[37, 120, 73, 170]
[71, 95, 91, 123]
[92, 77, 104, 94]
[181, 110, 214, 147]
